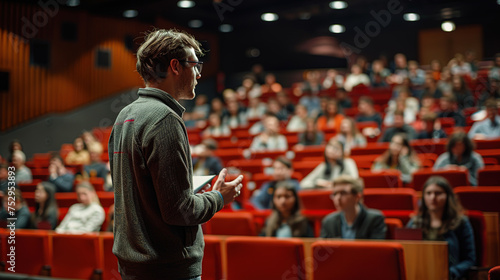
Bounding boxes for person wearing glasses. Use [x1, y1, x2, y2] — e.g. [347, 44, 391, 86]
[320, 175, 386, 239]
[109, 29, 243, 280]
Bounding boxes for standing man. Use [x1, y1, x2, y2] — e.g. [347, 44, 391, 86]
[109, 29, 243, 280]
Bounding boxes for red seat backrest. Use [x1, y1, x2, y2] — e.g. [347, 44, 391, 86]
[478, 166, 500, 186]
[359, 170, 402, 188]
[312, 240, 407, 280]
[205, 212, 257, 236]
[385, 218, 403, 240]
[298, 190, 333, 210]
[412, 169, 469, 191]
[202, 235, 223, 280]
[364, 188, 417, 211]
[226, 237, 305, 280]
[466, 210, 487, 267]
[51, 233, 102, 279]
[455, 187, 500, 213]
[101, 232, 119, 280]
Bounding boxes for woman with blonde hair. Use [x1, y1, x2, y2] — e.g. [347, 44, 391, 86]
[55, 181, 104, 233]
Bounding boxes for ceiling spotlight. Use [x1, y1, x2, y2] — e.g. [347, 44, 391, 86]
[403, 13, 420, 21]
[329, 24, 345, 33]
[177, 0, 195, 8]
[219, 24, 233, 33]
[123, 10, 138, 18]
[329, 1, 348, 9]
[261, 13, 279, 22]
[188, 20, 203, 28]
[66, 0, 80, 7]
[441, 21, 456, 32]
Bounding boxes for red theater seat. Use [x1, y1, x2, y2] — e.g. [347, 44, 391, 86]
[410, 139, 447, 155]
[466, 211, 487, 267]
[18, 179, 42, 193]
[455, 187, 500, 214]
[359, 170, 402, 188]
[0, 229, 51, 275]
[292, 145, 326, 161]
[31, 168, 50, 181]
[213, 148, 244, 164]
[204, 212, 256, 236]
[101, 233, 119, 280]
[412, 169, 469, 191]
[202, 235, 223, 280]
[364, 188, 417, 211]
[490, 266, 500, 280]
[478, 166, 500, 186]
[51, 233, 102, 279]
[227, 159, 268, 174]
[312, 240, 406, 280]
[350, 142, 389, 156]
[226, 237, 305, 280]
[299, 190, 333, 210]
[385, 218, 403, 240]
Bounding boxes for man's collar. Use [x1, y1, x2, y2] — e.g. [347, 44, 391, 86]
[138, 87, 186, 117]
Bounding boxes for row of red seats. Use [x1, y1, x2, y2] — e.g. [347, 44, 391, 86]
[0, 229, 410, 280]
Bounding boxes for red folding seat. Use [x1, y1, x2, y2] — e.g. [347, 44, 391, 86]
[385, 218, 403, 240]
[18, 179, 42, 193]
[350, 142, 389, 155]
[410, 139, 447, 155]
[312, 240, 406, 280]
[101, 232, 119, 280]
[477, 149, 500, 165]
[250, 150, 288, 160]
[412, 169, 469, 191]
[33, 153, 52, 168]
[359, 170, 402, 188]
[478, 166, 500, 186]
[466, 211, 487, 267]
[474, 139, 500, 150]
[226, 237, 305, 280]
[293, 161, 323, 178]
[202, 235, 223, 280]
[227, 159, 268, 174]
[51, 233, 102, 279]
[213, 148, 244, 164]
[455, 187, 500, 214]
[251, 172, 302, 191]
[298, 190, 333, 210]
[204, 212, 257, 236]
[0, 229, 51, 275]
[364, 188, 417, 211]
[31, 168, 50, 181]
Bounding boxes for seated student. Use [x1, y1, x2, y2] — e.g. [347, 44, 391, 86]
[222, 99, 248, 129]
[344, 64, 370, 92]
[82, 131, 104, 156]
[286, 104, 309, 133]
[417, 112, 447, 140]
[48, 154, 75, 192]
[332, 117, 367, 156]
[0, 188, 31, 229]
[261, 181, 314, 238]
[434, 132, 484, 186]
[250, 114, 288, 151]
[437, 95, 466, 127]
[202, 112, 231, 138]
[296, 117, 325, 148]
[301, 140, 358, 190]
[407, 176, 476, 280]
[251, 157, 300, 210]
[468, 98, 500, 140]
[335, 88, 352, 110]
[372, 133, 420, 183]
[320, 175, 386, 239]
[192, 139, 223, 176]
[356, 96, 383, 128]
[31, 181, 59, 229]
[317, 98, 344, 132]
[379, 110, 417, 142]
[246, 97, 267, 120]
[83, 148, 108, 180]
[11, 150, 32, 184]
[55, 181, 105, 233]
[65, 137, 91, 165]
[0, 163, 9, 193]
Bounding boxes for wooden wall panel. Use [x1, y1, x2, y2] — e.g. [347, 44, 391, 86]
[418, 24, 483, 66]
[0, 2, 218, 131]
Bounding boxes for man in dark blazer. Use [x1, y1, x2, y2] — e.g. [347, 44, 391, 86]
[320, 175, 386, 239]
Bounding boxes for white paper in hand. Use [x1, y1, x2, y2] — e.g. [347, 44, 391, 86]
[192, 175, 216, 193]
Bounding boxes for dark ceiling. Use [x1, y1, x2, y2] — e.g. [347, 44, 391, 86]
[10, 0, 500, 74]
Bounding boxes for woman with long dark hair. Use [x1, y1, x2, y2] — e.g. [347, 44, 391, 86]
[31, 181, 59, 229]
[433, 131, 484, 186]
[300, 140, 358, 189]
[372, 133, 420, 183]
[261, 181, 314, 238]
[407, 176, 476, 280]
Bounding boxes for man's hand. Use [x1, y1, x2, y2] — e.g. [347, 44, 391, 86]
[212, 168, 243, 205]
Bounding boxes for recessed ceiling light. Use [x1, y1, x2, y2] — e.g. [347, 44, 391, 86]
[441, 21, 456, 32]
[219, 24, 233, 33]
[123, 10, 138, 18]
[329, 24, 345, 33]
[66, 0, 80, 7]
[403, 13, 420, 21]
[261, 13, 278, 22]
[188, 20, 203, 28]
[329, 1, 348, 9]
[177, 0, 195, 8]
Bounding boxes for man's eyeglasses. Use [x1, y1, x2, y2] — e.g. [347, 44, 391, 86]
[179, 60, 203, 73]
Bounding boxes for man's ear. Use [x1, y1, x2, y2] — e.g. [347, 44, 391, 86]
[170, 59, 181, 75]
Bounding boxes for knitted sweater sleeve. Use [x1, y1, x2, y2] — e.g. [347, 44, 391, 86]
[146, 114, 223, 226]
